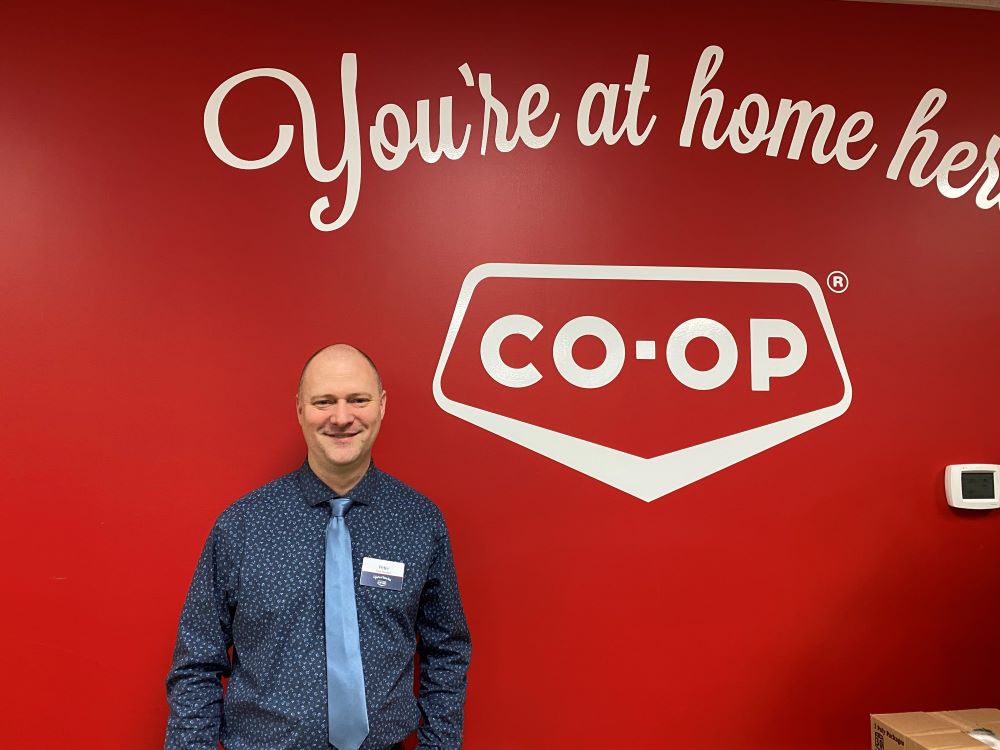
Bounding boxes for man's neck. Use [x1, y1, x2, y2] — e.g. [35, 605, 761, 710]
[309, 455, 371, 496]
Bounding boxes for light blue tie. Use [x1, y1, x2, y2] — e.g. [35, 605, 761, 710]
[326, 498, 369, 750]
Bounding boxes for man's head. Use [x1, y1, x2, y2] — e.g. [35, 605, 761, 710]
[296, 344, 386, 486]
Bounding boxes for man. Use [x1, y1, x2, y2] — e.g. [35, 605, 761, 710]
[165, 344, 471, 750]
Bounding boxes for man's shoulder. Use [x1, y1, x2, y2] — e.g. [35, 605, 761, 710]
[214, 470, 302, 528]
[374, 468, 446, 524]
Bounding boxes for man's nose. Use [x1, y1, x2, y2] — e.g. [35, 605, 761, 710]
[331, 401, 354, 425]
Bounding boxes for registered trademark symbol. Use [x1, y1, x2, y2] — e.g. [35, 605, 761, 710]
[826, 270, 849, 293]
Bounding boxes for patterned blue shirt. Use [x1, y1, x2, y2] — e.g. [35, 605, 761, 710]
[165, 462, 471, 750]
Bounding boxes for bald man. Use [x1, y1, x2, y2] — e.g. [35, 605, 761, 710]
[165, 345, 471, 750]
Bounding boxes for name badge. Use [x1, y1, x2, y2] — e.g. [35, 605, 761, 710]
[360, 557, 405, 591]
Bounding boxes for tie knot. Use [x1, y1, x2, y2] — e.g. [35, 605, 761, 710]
[330, 498, 353, 518]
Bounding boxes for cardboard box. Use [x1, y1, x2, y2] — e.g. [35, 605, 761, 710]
[872, 710, 1000, 750]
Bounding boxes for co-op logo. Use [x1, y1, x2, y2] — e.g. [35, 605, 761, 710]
[432, 264, 852, 501]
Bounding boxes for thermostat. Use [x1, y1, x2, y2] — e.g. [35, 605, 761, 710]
[945, 465, 1000, 510]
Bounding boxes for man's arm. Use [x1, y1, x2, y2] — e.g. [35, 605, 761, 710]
[164, 522, 238, 750]
[415, 522, 472, 750]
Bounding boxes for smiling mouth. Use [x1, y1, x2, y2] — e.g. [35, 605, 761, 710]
[323, 432, 360, 439]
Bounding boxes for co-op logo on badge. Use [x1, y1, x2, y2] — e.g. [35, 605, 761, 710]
[432, 264, 852, 501]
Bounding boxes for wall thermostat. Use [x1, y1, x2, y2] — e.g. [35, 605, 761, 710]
[945, 464, 1000, 510]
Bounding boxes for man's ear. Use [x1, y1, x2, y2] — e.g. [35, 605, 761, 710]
[379, 390, 387, 419]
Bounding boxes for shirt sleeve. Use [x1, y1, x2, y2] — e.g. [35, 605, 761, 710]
[414, 521, 472, 750]
[164, 520, 239, 750]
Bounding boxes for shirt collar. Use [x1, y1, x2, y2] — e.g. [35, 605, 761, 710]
[297, 460, 379, 507]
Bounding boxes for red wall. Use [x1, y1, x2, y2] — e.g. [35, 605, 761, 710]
[2, 1, 998, 748]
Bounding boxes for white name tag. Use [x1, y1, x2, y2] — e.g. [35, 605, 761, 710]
[360, 557, 405, 590]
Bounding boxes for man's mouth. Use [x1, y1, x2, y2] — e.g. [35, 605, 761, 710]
[322, 431, 360, 439]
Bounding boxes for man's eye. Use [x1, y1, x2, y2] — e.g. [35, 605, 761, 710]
[314, 400, 332, 407]
[350, 398, 370, 405]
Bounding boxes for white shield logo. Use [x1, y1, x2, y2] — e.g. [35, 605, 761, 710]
[433, 263, 852, 501]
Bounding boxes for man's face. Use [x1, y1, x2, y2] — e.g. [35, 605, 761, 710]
[297, 348, 386, 479]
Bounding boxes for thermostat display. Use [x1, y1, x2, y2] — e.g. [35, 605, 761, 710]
[945, 465, 1000, 510]
[962, 471, 995, 500]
